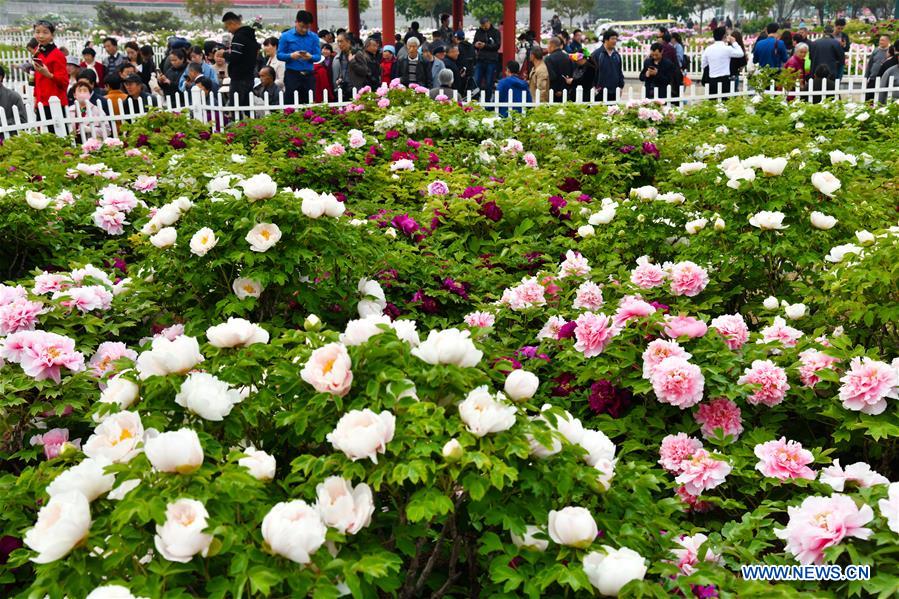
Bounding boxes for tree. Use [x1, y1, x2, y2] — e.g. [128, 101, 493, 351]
[338, 0, 373, 15]
[184, 0, 232, 25]
[546, 0, 595, 26]
[96, 2, 182, 33]
[594, 0, 642, 20]
[395, 0, 454, 28]
[466, 0, 528, 23]
[772, 0, 803, 20]
[740, 0, 775, 17]
[641, 0, 691, 20]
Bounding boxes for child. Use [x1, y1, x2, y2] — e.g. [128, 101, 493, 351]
[380, 45, 396, 85]
[67, 81, 109, 139]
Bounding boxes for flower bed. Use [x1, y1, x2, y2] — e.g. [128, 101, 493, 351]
[1, 89, 898, 598]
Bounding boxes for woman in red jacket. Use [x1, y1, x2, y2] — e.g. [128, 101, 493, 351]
[31, 19, 69, 116]
[313, 48, 334, 103]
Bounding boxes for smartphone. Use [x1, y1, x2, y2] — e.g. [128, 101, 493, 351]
[33, 58, 44, 65]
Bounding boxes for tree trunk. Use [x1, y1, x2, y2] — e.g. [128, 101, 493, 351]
[817, 6, 824, 25]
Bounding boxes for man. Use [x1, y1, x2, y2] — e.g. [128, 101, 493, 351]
[102, 37, 126, 75]
[864, 35, 891, 101]
[254, 66, 282, 103]
[752, 23, 789, 69]
[810, 25, 845, 81]
[878, 42, 899, 103]
[222, 11, 260, 111]
[473, 17, 501, 100]
[331, 32, 353, 99]
[431, 44, 447, 85]
[0, 65, 26, 127]
[640, 42, 675, 99]
[65, 55, 81, 97]
[429, 68, 455, 99]
[543, 37, 571, 101]
[396, 37, 430, 87]
[80, 47, 104, 84]
[495, 60, 531, 116]
[550, 15, 562, 36]
[566, 30, 584, 54]
[594, 29, 624, 101]
[833, 18, 850, 79]
[157, 49, 187, 100]
[438, 14, 453, 42]
[277, 10, 321, 103]
[444, 45, 464, 94]
[528, 47, 549, 102]
[348, 37, 380, 91]
[179, 46, 219, 91]
[121, 73, 155, 115]
[181, 62, 205, 93]
[701, 26, 745, 96]
[404, 22, 424, 45]
[455, 31, 476, 89]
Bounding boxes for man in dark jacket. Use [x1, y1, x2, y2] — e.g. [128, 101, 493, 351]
[222, 12, 260, 112]
[404, 22, 425, 45]
[495, 60, 531, 116]
[454, 31, 476, 90]
[543, 37, 572, 101]
[639, 42, 675, 99]
[348, 37, 380, 91]
[833, 18, 850, 79]
[752, 23, 789, 69]
[473, 17, 501, 100]
[595, 29, 624, 101]
[438, 14, 453, 42]
[395, 37, 430, 87]
[444, 45, 464, 93]
[810, 26, 845, 80]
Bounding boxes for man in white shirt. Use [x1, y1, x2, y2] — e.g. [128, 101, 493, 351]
[701, 26, 745, 97]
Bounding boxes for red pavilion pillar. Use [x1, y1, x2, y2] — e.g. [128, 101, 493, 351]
[304, 0, 318, 31]
[529, 0, 540, 37]
[452, 0, 464, 31]
[502, 0, 516, 63]
[382, 0, 395, 45]
[348, 0, 361, 38]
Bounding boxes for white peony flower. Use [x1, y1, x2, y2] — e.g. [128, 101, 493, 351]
[86, 585, 147, 599]
[629, 186, 658, 201]
[578, 224, 596, 238]
[97, 375, 139, 412]
[24, 491, 92, 563]
[442, 438, 463, 460]
[855, 230, 875, 245]
[829, 150, 857, 166]
[459, 386, 517, 437]
[26, 191, 52, 210]
[83, 411, 144, 463]
[46, 458, 115, 502]
[135, 335, 204, 380]
[504, 369, 539, 401]
[154, 499, 213, 562]
[760, 157, 788, 176]
[315, 476, 375, 535]
[825, 243, 862, 263]
[810, 211, 838, 230]
[300, 343, 354, 397]
[206, 317, 269, 348]
[749, 211, 787, 230]
[188, 227, 218, 256]
[583, 545, 648, 596]
[233, 277, 264, 299]
[261, 500, 326, 564]
[579, 429, 616, 467]
[240, 173, 277, 200]
[411, 328, 483, 367]
[149, 227, 177, 248]
[175, 372, 244, 421]
[685, 218, 708, 235]
[763, 296, 780, 310]
[327, 409, 396, 463]
[784, 303, 806, 319]
[676, 162, 706, 175]
[811, 171, 841, 197]
[340, 314, 392, 346]
[144, 429, 204, 473]
[588, 206, 616, 225]
[548, 506, 598, 548]
[239, 447, 276, 481]
[878, 482, 899, 534]
[511, 525, 549, 551]
[245, 223, 282, 252]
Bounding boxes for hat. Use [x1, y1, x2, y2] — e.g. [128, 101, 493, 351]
[221, 11, 242, 22]
[383, 44, 395, 54]
[569, 52, 584, 62]
[432, 44, 446, 54]
[479, 17, 490, 24]
[122, 74, 143, 85]
[454, 30, 465, 39]
[66, 55, 80, 66]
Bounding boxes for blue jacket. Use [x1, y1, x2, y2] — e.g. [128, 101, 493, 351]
[753, 37, 789, 69]
[595, 48, 624, 90]
[495, 76, 531, 117]
[179, 62, 219, 91]
[277, 28, 321, 73]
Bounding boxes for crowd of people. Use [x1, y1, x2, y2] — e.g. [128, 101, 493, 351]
[1, 13, 898, 137]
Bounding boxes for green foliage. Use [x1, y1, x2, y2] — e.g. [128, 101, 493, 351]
[184, 0, 232, 25]
[95, 2, 183, 33]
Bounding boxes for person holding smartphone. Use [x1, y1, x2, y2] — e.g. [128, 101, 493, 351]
[31, 19, 69, 121]
[277, 10, 321, 104]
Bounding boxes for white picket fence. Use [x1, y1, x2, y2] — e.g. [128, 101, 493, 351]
[2, 78, 897, 143]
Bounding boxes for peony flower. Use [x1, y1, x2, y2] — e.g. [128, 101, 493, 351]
[537, 315, 568, 340]
[89, 342, 136, 379]
[754, 437, 816, 481]
[132, 174, 157, 192]
[86, 585, 147, 599]
[327, 409, 395, 463]
[810, 211, 838, 230]
[685, 218, 707, 235]
[245, 223, 282, 252]
[760, 157, 788, 176]
[0, 298, 43, 336]
[738, 360, 790, 406]
[573, 281, 604, 310]
[825, 243, 863, 263]
[154, 499, 213, 563]
[232, 277, 264, 300]
[26, 190, 52, 210]
[239, 447, 276, 481]
[820, 460, 888, 492]
[30, 428, 79, 460]
[774, 494, 873, 564]
[511, 525, 549, 551]
[630, 185, 658, 201]
[464, 311, 495, 328]
[759, 316, 804, 348]
[23, 490, 91, 563]
[411, 328, 483, 367]
[613, 295, 656, 327]
[500, 277, 547, 310]
[837, 357, 898, 415]
[442, 438, 463, 460]
[668, 261, 709, 297]
[558, 250, 590, 278]
[189, 227, 218, 256]
[175, 372, 244, 421]
[300, 343, 354, 397]
[548, 506, 598, 548]
[459, 386, 517, 436]
[577, 224, 595, 237]
[427, 180, 449, 196]
[579, 428, 616, 467]
[784, 303, 806, 320]
[811, 171, 841, 197]
[709, 313, 749, 350]
[674, 449, 732, 495]
[357, 277, 387, 317]
[856, 230, 875, 245]
[46, 458, 115, 502]
[671, 533, 721, 575]
[878, 483, 899, 534]
[82, 410, 144, 463]
[340, 314, 391, 346]
[663, 315, 708, 339]
[583, 546, 647, 596]
[504, 369, 539, 401]
[650, 356, 704, 409]
[573, 312, 619, 358]
[144, 429, 204, 474]
[150, 227, 177, 248]
[829, 150, 857, 166]
[642, 339, 691, 380]
[1, 330, 86, 383]
[135, 335, 204, 380]
[694, 398, 743, 441]
[677, 161, 706, 175]
[749, 210, 787, 230]
[798, 349, 840, 387]
[240, 173, 277, 200]
[206, 317, 269, 348]
[261, 500, 326, 564]
[630, 256, 666, 289]
[315, 476, 374, 535]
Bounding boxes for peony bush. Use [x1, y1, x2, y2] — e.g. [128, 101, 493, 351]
[1, 87, 898, 598]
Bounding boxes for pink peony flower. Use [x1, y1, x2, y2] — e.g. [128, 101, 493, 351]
[759, 316, 803, 348]
[642, 339, 691, 380]
[820, 460, 889, 492]
[774, 494, 873, 564]
[630, 256, 666, 289]
[324, 142, 346, 157]
[738, 359, 790, 407]
[668, 261, 709, 297]
[500, 277, 546, 311]
[522, 152, 538, 168]
[92, 206, 128, 235]
[671, 533, 721, 575]
[694, 398, 743, 441]
[837, 357, 898, 415]
[675, 449, 732, 495]
[0, 284, 27, 304]
[537, 316, 567, 340]
[658, 433, 703, 473]
[377, 98, 390, 108]
[573, 281, 604, 311]
[427, 180, 449, 196]
[613, 295, 656, 327]
[32, 274, 72, 295]
[98, 184, 138, 212]
[464, 311, 495, 328]
[573, 312, 619, 358]
[650, 356, 704, 408]
[81, 138, 102, 153]
[558, 250, 590, 278]
[30, 428, 80, 459]
[663, 315, 708, 339]
[300, 343, 353, 397]
[54, 285, 113, 313]
[132, 175, 158, 192]
[754, 437, 817, 481]
[798, 349, 840, 387]
[0, 298, 43, 335]
[89, 341, 137, 378]
[0, 330, 85, 383]
[675, 485, 713, 511]
[709, 314, 749, 350]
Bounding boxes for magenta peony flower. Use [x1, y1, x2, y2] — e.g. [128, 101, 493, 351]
[630, 256, 667, 289]
[391, 214, 421, 237]
[558, 177, 581, 193]
[668, 262, 709, 297]
[581, 162, 598, 175]
[442, 278, 469, 300]
[650, 356, 704, 409]
[738, 360, 790, 407]
[550, 372, 577, 397]
[588, 380, 632, 418]
[837, 357, 898, 415]
[556, 320, 578, 340]
[675, 448, 731, 495]
[613, 295, 656, 327]
[664, 315, 708, 339]
[479, 201, 503, 222]
[641, 141, 660, 159]
[573, 312, 619, 358]
[642, 339, 691, 380]
[754, 437, 817, 481]
[798, 349, 840, 388]
[774, 494, 873, 564]
[709, 314, 749, 350]
[694, 398, 743, 441]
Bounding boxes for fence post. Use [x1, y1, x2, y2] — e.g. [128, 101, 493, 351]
[48, 97, 67, 138]
[190, 86, 205, 123]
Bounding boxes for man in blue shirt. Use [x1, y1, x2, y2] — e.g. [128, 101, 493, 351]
[277, 10, 321, 103]
[495, 60, 531, 117]
[752, 23, 789, 70]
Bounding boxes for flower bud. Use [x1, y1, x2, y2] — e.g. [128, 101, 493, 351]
[304, 314, 322, 331]
[442, 438, 463, 461]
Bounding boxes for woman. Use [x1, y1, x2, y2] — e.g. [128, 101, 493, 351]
[124, 41, 147, 82]
[729, 30, 747, 92]
[380, 45, 396, 85]
[566, 52, 597, 100]
[671, 32, 686, 73]
[262, 37, 285, 87]
[780, 30, 794, 55]
[31, 19, 69, 116]
[784, 43, 809, 100]
[67, 81, 109, 139]
[139, 45, 156, 85]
